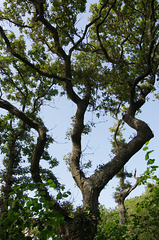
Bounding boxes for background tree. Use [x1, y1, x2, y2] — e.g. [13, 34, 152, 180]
[94, 183, 159, 240]
[0, 0, 158, 239]
[115, 168, 139, 226]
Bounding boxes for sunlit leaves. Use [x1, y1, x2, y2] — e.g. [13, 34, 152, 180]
[89, 0, 159, 109]
[140, 143, 159, 185]
[49, 0, 87, 45]
[95, 181, 159, 240]
[1, 0, 33, 28]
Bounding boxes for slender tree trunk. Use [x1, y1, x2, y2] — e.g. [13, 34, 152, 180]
[118, 200, 126, 225]
[116, 169, 139, 225]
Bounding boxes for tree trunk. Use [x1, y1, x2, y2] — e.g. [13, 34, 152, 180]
[62, 212, 97, 240]
[118, 199, 127, 225]
[61, 180, 99, 240]
[116, 169, 139, 225]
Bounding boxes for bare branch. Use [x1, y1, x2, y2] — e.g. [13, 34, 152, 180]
[127, 168, 139, 195]
[69, 0, 111, 55]
[0, 17, 33, 29]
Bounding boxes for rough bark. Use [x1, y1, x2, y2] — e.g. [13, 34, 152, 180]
[0, 98, 153, 239]
[89, 115, 153, 190]
[66, 91, 153, 239]
[61, 212, 97, 240]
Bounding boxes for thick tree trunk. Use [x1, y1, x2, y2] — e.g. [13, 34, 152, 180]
[61, 180, 99, 240]
[62, 212, 97, 240]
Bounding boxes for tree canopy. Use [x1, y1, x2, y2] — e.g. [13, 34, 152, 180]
[0, 0, 158, 239]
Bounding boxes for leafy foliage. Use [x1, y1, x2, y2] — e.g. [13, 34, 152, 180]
[95, 145, 159, 240]
[95, 183, 159, 240]
[0, 181, 71, 239]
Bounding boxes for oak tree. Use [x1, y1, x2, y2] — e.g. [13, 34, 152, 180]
[0, 0, 158, 239]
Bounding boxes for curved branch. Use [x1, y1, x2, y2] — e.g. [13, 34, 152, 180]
[69, 103, 87, 189]
[0, 17, 33, 29]
[0, 98, 46, 182]
[69, 85, 91, 191]
[90, 115, 153, 193]
[0, 99, 41, 130]
[117, 168, 139, 201]
[127, 168, 139, 194]
[0, 25, 82, 106]
[29, 0, 69, 61]
[69, 0, 110, 55]
[129, 72, 155, 115]
[38, 17, 68, 61]
[0, 99, 69, 219]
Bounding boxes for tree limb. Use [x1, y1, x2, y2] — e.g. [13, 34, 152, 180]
[96, 0, 119, 64]
[89, 115, 153, 193]
[0, 26, 68, 81]
[0, 98, 69, 219]
[69, 0, 110, 55]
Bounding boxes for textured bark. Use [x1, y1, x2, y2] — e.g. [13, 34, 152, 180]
[61, 212, 97, 240]
[89, 115, 153, 192]
[67, 94, 153, 238]
[0, 97, 152, 239]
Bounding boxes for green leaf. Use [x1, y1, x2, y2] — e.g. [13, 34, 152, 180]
[26, 201, 33, 208]
[147, 159, 155, 165]
[56, 193, 62, 200]
[32, 203, 42, 211]
[39, 196, 46, 203]
[48, 179, 53, 184]
[40, 191, 46, 196]
[145, 150, 154, 160]
[143, 146, 148, 151]
[151, 166, 158, 170]
[49, 183, 56, 188]
[136, 205, 142, 213]
[13, 185, 21, 191]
